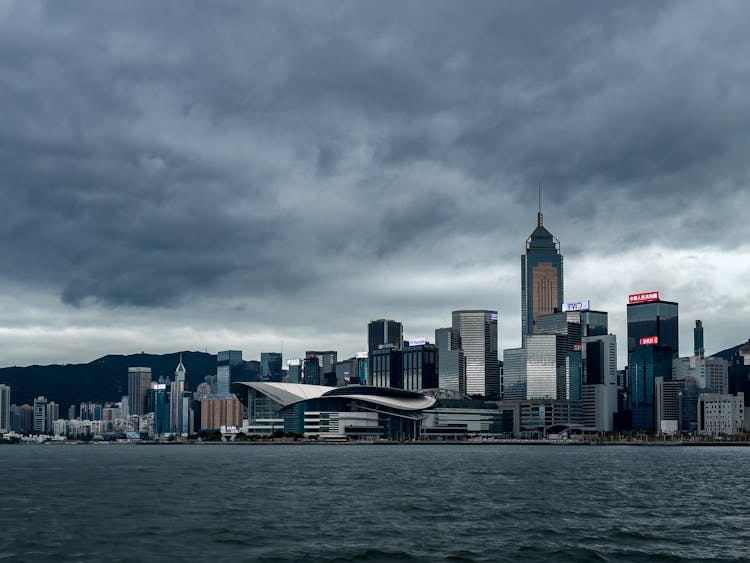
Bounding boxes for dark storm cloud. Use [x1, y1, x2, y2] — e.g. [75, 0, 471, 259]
[1, 0, 749, 317]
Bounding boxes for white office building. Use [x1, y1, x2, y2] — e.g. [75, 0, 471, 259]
[698, 392, 744, 435]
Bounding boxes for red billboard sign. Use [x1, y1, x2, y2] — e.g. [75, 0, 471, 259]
[640, 336, 659, 346]
[629, 291, 660, 304]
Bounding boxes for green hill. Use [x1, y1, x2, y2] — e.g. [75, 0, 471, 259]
[0, 351, 217, 408]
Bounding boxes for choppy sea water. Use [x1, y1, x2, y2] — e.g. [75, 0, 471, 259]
[0, 444, 748, 562]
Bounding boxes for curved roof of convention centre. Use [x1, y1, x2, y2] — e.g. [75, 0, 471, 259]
[232, 382, 436, 411]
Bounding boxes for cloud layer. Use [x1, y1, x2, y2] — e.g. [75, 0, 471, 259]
[1, 1, 749, 367]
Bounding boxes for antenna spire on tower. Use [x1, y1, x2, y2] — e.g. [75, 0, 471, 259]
[537, 181, 543, 227]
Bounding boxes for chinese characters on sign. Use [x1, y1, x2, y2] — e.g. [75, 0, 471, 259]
[629, 291, 660, 304]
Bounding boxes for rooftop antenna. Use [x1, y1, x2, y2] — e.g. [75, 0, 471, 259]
[537, 181, 543, 227]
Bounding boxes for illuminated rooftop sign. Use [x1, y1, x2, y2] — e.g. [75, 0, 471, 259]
[640, 336, 659, 346]
[408, 338, 427, 347]
[629, 291, 660, 304]
[562, 300, 590, 312]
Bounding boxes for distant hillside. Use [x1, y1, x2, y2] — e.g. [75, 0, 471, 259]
[0, 351, 217, 408]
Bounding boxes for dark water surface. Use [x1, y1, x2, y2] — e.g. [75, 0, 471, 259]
[0, 444, 748, 562]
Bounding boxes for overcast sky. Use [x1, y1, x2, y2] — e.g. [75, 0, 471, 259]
[1, 1, 749, 369]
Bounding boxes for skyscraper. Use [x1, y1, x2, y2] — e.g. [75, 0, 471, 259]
[521, 202, 563, 346]
[170, 356, 189, 434]
[451, 310, 499, 398]
[260, 352, 283, 383]
[305, 351, 338, 386]
[147, 383, 170, 436]
[694, 320, 704, 357]
[368, 319, 403, 352]
[0, 384, 10, 434]
[626, 291, 679, 430]
[128, 367, 152, 416]
[217, 350, 242, 394]
[33, 396, 48, 434]
[435, 327, 466, 393]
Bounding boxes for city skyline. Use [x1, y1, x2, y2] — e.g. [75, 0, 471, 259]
[1, 2, 750, 367]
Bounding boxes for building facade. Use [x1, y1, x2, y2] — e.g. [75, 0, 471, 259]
[451, 310, 499, 398]
[260, 352, 283, 383]
[698, 393, 745, 435]
[217, 350, 242, 394]
[127, 367, 152, 416]
[0, 384, 9, 434]
[626, 293, 679, 431]
[521, 208, 563, 346]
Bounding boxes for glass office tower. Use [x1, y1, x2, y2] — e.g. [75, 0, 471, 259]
[217, 350, 242, 394]
[521, 209, 563, 346]
[626, 296, 679, 430]
[452, 310, 499, 398]
[260, 352, 283, 383]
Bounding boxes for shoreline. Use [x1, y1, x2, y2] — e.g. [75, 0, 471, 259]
[5, 439, 750, 447]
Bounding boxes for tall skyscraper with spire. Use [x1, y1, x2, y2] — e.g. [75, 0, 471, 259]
[521, 189, 564, 346]
[170, 354, 188, 434]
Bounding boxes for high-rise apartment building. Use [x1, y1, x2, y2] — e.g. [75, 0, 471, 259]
[0, 384, 10, 433]
[521, 206, 563, 346]
[201, 394, 242, 430]
[217, 350, 242, 394]
[33, 396, 48, 434]
[128, 367, 152, 416]
[626, 292, 679, 430]
[451, 310, 499, 398]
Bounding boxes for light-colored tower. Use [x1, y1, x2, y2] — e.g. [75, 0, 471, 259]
[170, 354, 187, 434]
[451, 310, 499, 397]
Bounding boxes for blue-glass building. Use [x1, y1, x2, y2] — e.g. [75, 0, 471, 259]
[260, 352, 283, 383]
[521, 209, 563, 346]
[147, 384, 171, 436]
[626, 297, 679, 430]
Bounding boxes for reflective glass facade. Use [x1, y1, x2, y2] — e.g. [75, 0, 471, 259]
[627, 300, 679, 430]
[526, 335, 557, 399]
[502, 348, 526, 400]
[217, 350, 242, 394]
[402, 344, 438, 391]
[368, 319, 403, 352]
[580, 310, 608, 337]
[534, 311, 582, 400]
[435, 327, 465, 393]
[451, 310, 499, 398]
[260, 352, 283, 383]
[303, 357, 321, 385]
[370, 347, 403, 388]
[521, 217, 563, 347]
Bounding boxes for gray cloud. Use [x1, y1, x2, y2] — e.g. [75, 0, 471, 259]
[0, 1, 749, 365]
